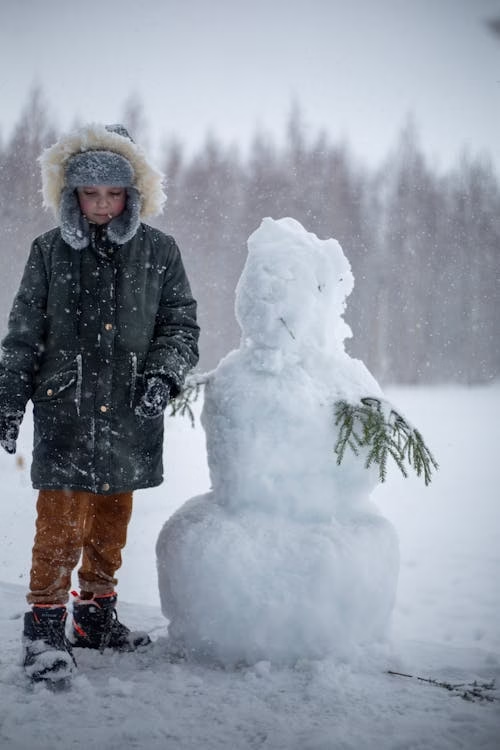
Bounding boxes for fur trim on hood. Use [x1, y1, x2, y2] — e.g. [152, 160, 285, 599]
[40, 123, 166, 220]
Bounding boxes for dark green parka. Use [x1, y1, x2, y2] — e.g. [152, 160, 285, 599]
[0, 223, 199, 494]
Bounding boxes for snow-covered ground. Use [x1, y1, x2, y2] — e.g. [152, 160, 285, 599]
[1, 384, 499, 749]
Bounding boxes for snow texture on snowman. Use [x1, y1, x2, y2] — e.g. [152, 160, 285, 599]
[157, 217, 399, 666]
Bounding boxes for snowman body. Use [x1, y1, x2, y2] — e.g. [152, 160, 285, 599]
[157, 218, 399, 665]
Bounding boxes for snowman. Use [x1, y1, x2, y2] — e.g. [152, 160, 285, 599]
[157, 217, 400, 666]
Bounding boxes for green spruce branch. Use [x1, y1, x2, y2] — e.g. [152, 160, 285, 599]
[168, 381, 202, 427]
[334, 397, 438, 485]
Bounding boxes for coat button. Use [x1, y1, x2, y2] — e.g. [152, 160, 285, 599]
[46, 388, 54, 396]
[102, 482, 110, 492]
[104, 323, 113, 331]
[100, 405, 108, 413]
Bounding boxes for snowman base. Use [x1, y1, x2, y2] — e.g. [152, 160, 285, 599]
[157, 493, 399, 667]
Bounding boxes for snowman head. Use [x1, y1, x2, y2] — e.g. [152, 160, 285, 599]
[235, 217, 354, 356]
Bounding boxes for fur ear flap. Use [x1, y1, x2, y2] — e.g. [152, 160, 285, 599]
[60, 188, 90, 250]
[107, 187, 141, 246]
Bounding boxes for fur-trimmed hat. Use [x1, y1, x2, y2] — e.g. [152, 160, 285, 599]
[39, 123, 166, 249]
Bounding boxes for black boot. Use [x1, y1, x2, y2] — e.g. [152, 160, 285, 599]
[71, 593, 151, 652]
[23, 606, 76, 689]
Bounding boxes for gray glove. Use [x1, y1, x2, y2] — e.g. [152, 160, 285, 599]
[135, 377, 170, 419]
[0, 411, 23, 454]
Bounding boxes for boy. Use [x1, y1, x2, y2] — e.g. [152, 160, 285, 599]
[0, 123, 199, 686]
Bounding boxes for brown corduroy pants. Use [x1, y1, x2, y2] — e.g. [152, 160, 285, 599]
[27, 489, 133, 606]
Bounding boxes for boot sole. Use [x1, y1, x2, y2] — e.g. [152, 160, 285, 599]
[72, 639, 151, 652]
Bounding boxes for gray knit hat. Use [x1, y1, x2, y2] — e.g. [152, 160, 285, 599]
[65, 150, 135, 189]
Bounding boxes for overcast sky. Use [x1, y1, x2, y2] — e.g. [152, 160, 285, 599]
[0, 0, 498, 172]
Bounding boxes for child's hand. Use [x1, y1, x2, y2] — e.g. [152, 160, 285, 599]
[135, 377, 170, 419]
[0, 411, 22, 454]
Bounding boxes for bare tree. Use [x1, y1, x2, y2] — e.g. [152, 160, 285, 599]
[0, 86, 56, 336]
[1, 89, 498, 383]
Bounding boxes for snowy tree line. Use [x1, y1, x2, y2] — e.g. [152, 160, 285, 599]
[1, 89, 499, 384]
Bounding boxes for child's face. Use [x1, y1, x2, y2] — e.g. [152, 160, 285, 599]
[77, 186, 127, 225]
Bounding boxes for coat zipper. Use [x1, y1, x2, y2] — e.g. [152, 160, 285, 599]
[75, 354, 83, 416]
[130, 353, 137, 408]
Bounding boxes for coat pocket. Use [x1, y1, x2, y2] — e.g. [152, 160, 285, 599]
[32, 355, 82, 414]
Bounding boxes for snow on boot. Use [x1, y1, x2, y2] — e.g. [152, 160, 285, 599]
[23, 606, 76, 690]
[71, 592, 151, 652]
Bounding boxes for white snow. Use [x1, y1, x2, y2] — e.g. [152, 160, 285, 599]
[0, 385, 499, 748]
[157, 218, 398, 665]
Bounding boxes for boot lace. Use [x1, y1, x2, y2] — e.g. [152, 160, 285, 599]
[99, 606, 129, 653]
